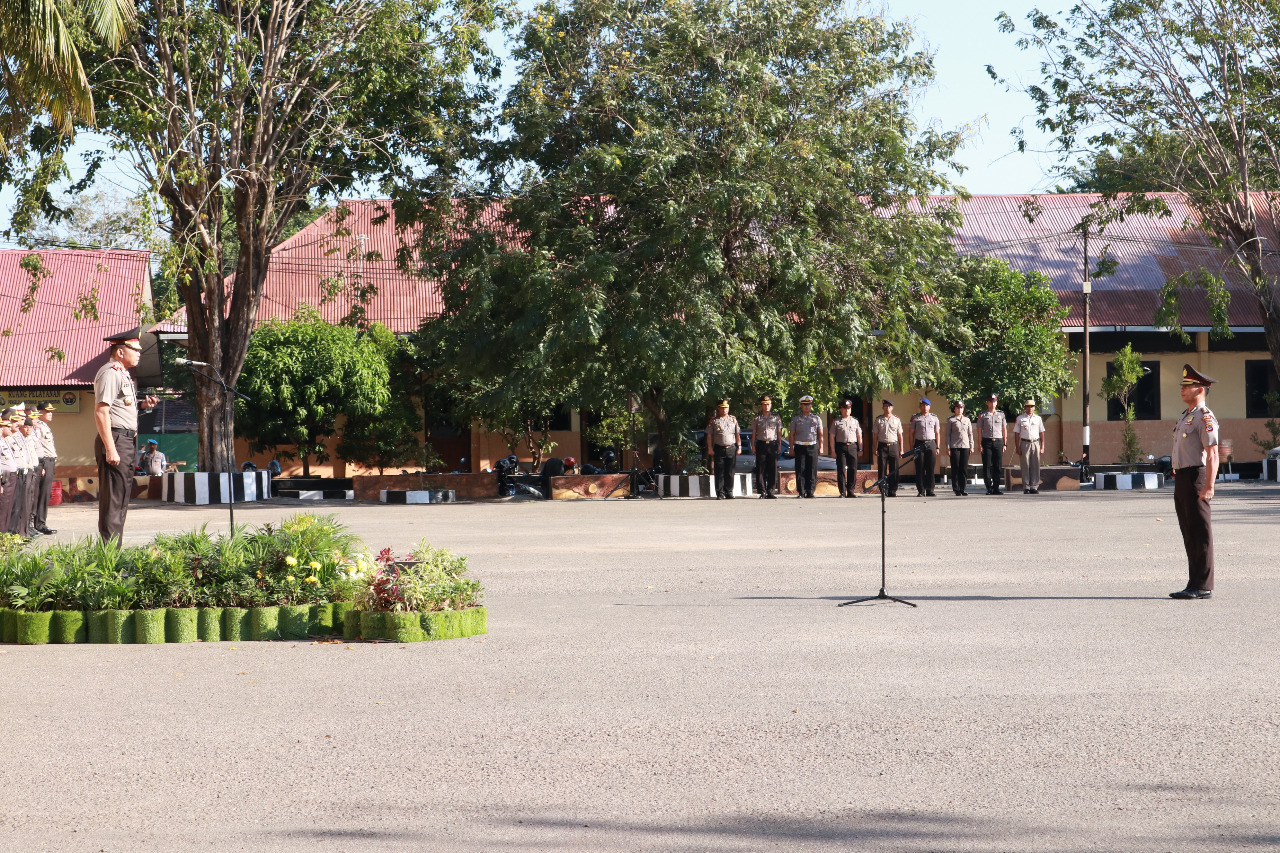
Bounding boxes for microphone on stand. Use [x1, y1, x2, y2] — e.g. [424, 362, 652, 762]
[174, 358, 211, 366]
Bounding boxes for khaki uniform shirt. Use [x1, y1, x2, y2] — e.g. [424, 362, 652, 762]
[23, 433, 41, 467]
[910, 412, 941, 441]
[1171, 405, 1218, 469]
[977, 409, 1007, 440]
[34, 419, 56, 458]
[708, 414, 740, 446]
[94, 361, 140, 431]
[1014, 413, 1045, 442]
[789, 413, 823, 444]
[945, 415, 973, 449]
[0, 435, 15, 475]
[751, 412, 783, 443]
[830, 416, 862, 445]
[5, 435, 25, 472]
[874, 414, 903, 444]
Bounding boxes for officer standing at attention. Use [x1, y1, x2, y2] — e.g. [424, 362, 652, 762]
[94, 328, 159, 541]
[909, 398, 941, 497]
[705, 400, 741, 499]
[19, 418, 43, 536]
[751, 395, 782, 499]
[1170, 365, 1219, 600]
[977, 394, 1008, 495]
[0, 413, 17, 533]
[828, 399, 862, 497]
[1014, 400, 1046, 494]
[945, 400, 973, 496]
[7, 409, 34, 535]
[873, 400, 904, 497]
[788, 395, 824, 498]
[32, 403, 57, 535]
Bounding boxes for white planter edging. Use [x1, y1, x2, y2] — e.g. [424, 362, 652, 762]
[278, 489, 355, 500]
[1094, 472, 1165, 490]
[380, 489, 456, 504]
[660, 474, 754, 498]
[161, 471, 272, 504]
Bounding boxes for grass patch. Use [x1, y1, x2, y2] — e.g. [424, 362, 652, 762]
[197, 607, 223, 642]
[87, 610, 110, 643]
[105, 609, 135, 644]
[308, 602, 334, 635]
[278, 604, 310, 640]
[135, 609, 167, 644]
[251, 606, 280, 641]
[331, 602, 352, 636]
[422, 609, 463, 640]
[16, 611, 52, 644]
[385, 612, 425, 643]
[343, 610, 362, 641]
[166, 608, 199, 643]
[458, 606, 487, 638]
[51, 610, 87, 644]
[222, 607, 250, 641]
[359, 610, 386, 641]
[1, 608, 17, 643]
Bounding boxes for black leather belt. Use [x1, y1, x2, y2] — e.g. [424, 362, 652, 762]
[1175, 465, 1203, 473]
[111, 427, 137, 437]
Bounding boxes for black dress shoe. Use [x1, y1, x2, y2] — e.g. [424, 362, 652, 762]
[37, 526, 56, 534]
[1030, 489, 1039, 495]
[926, 492, 936, 497]
[1170, 588, 1213, 599]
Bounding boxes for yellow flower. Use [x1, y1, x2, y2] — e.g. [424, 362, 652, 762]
[305, 576, 319, 585]
[285, 556, 298, 567]
[256, 571, 263, 579]
[286, 575, 295, 582]
[309, 561, 320, 571]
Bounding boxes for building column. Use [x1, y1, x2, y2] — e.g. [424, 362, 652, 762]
[1197, 332, 1210, 375]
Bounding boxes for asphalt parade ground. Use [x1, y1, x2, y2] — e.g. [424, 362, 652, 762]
[2, 484, 1278, 852]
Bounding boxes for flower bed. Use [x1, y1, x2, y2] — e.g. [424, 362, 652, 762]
[0, 517, 485, 645]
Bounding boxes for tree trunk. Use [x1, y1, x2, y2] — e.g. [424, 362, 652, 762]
[641, 389, 672, 473]
[191, 379, 236, 475]
[301, 446, 311, 478]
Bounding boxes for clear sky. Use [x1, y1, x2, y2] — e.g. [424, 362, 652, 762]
[0, 0, 1059, 237]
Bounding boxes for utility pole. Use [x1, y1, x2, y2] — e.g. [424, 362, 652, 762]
[1081, 226, 1092, 481]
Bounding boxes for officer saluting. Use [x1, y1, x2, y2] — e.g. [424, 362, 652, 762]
[909, 398, 940, 497]
[705, 400, 741, 500]
[1169, 365, 1220, 600]
[751, 396, 782, 499]
[873, 400, 904, 497]
[94, 328, 159, 541]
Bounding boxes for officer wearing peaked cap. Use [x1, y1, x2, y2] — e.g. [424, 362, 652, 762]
[0, 412, 18, 535]
[789, 395, 824, 498]
[706, 399, 741, 499]
[1169, 364, 1220, 599]
[873, 400, 904, 497]
[32, 403, 58, 535]
[94, 328, 159, 541]
[909, 398, 941, 497]
[751, 395, 783, 498]
[829, 399, 862, 497]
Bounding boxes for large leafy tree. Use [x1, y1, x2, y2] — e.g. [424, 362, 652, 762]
[236, 306, 390, 477]
[420, 0, 964, 459]
[6, 0, 502, 473]
[996, 0, 1280, 386]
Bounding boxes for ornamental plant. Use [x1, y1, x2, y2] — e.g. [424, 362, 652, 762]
[352, 540, 481, 613]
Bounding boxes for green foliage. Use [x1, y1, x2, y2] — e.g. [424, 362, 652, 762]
[420, 0, 963, 462]
[1249, 392, 1280, 455]
[352, 540, 481, 613]
[1101, 344, 1146, 471]
[942, 257, 1076, 408]
[236, 306, 391, 476]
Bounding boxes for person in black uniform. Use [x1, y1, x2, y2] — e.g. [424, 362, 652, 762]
[1169, 364, 1220, 599]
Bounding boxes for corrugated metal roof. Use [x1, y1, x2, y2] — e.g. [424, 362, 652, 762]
[0, 248, 153, 387]
[947, 193, 1270, 328]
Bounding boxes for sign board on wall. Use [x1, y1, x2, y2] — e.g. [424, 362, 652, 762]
[0, 390, 80, 413]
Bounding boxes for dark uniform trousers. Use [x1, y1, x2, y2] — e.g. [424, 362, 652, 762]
[96, 430, 137, 542]
[1174, 466, 1214, 590]
[0, 474, 15, 534]
[913, 439, 937, 495]
[793, 445, 818, 497]
[981, 438, 1004, 493]
[20, 467, 40, 535]
[949, 447, 971, 495]
[712, 444, 737, 498]
[34, 457, 55, 528]
[755, 440, 780, 495]
[876, 442, 900, 496]
[834, 442, 859, 496]
[7, 471, 28, 534]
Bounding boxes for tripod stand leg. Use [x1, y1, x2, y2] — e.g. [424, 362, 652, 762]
[837, 589, 918, 607]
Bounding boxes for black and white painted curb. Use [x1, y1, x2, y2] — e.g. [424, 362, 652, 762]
[660, 474, 754, 498]
[278, 489, 355, 500]
[161, 471, 272, 504]
[379, 489, 457, 504]
[1093, 472, 1165, 490]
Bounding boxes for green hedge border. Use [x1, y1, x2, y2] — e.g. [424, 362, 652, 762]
[0, 605, 487, 645]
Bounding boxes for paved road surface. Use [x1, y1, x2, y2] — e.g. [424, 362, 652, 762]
[2, 485, 1278, 851]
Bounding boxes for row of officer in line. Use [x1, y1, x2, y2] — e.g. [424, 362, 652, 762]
[0, 404, 59, 537]
[708, 393, 1048, 499]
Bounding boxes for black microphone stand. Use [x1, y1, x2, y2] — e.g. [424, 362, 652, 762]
[181, 363, 251, 530]
[839, 444, 923, 608]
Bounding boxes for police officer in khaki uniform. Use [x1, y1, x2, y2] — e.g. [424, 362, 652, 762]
[829, 400, 862, 497]
[945, 401, 973, 496]
[873, 400, 905, 497]
[909, 398, 941, 497]
[705, 400, 741, 499]
[7, 409, 34, 535]
[1170, 365, 1219, 599]
[32, 403, 57, 534]
[0, 413, 18, 533]
[751, 395, 783, 499]
[94, 328, 159, 541]
[19, 418, 42, 536]
[788, 395, 824, 498]
[977, 394, 1008, 495]
[1014, 400, 1046, 494]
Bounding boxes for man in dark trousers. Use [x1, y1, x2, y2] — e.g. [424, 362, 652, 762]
[0, 414, 18, 533]
[788, 395, 824, 498]
[909, 397, 941, 497]
[751, 395, 782, 499]
[1169, 365, 1219, 599]
[873, 400, 904, 497]
[945, 400, 973, 496]
[32, 403, 58, 535]
[93, 328, 158, 541]
[976, 393, 1008, 495]
[828, 399, 862, 497]
[706, 400, 741, 499]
